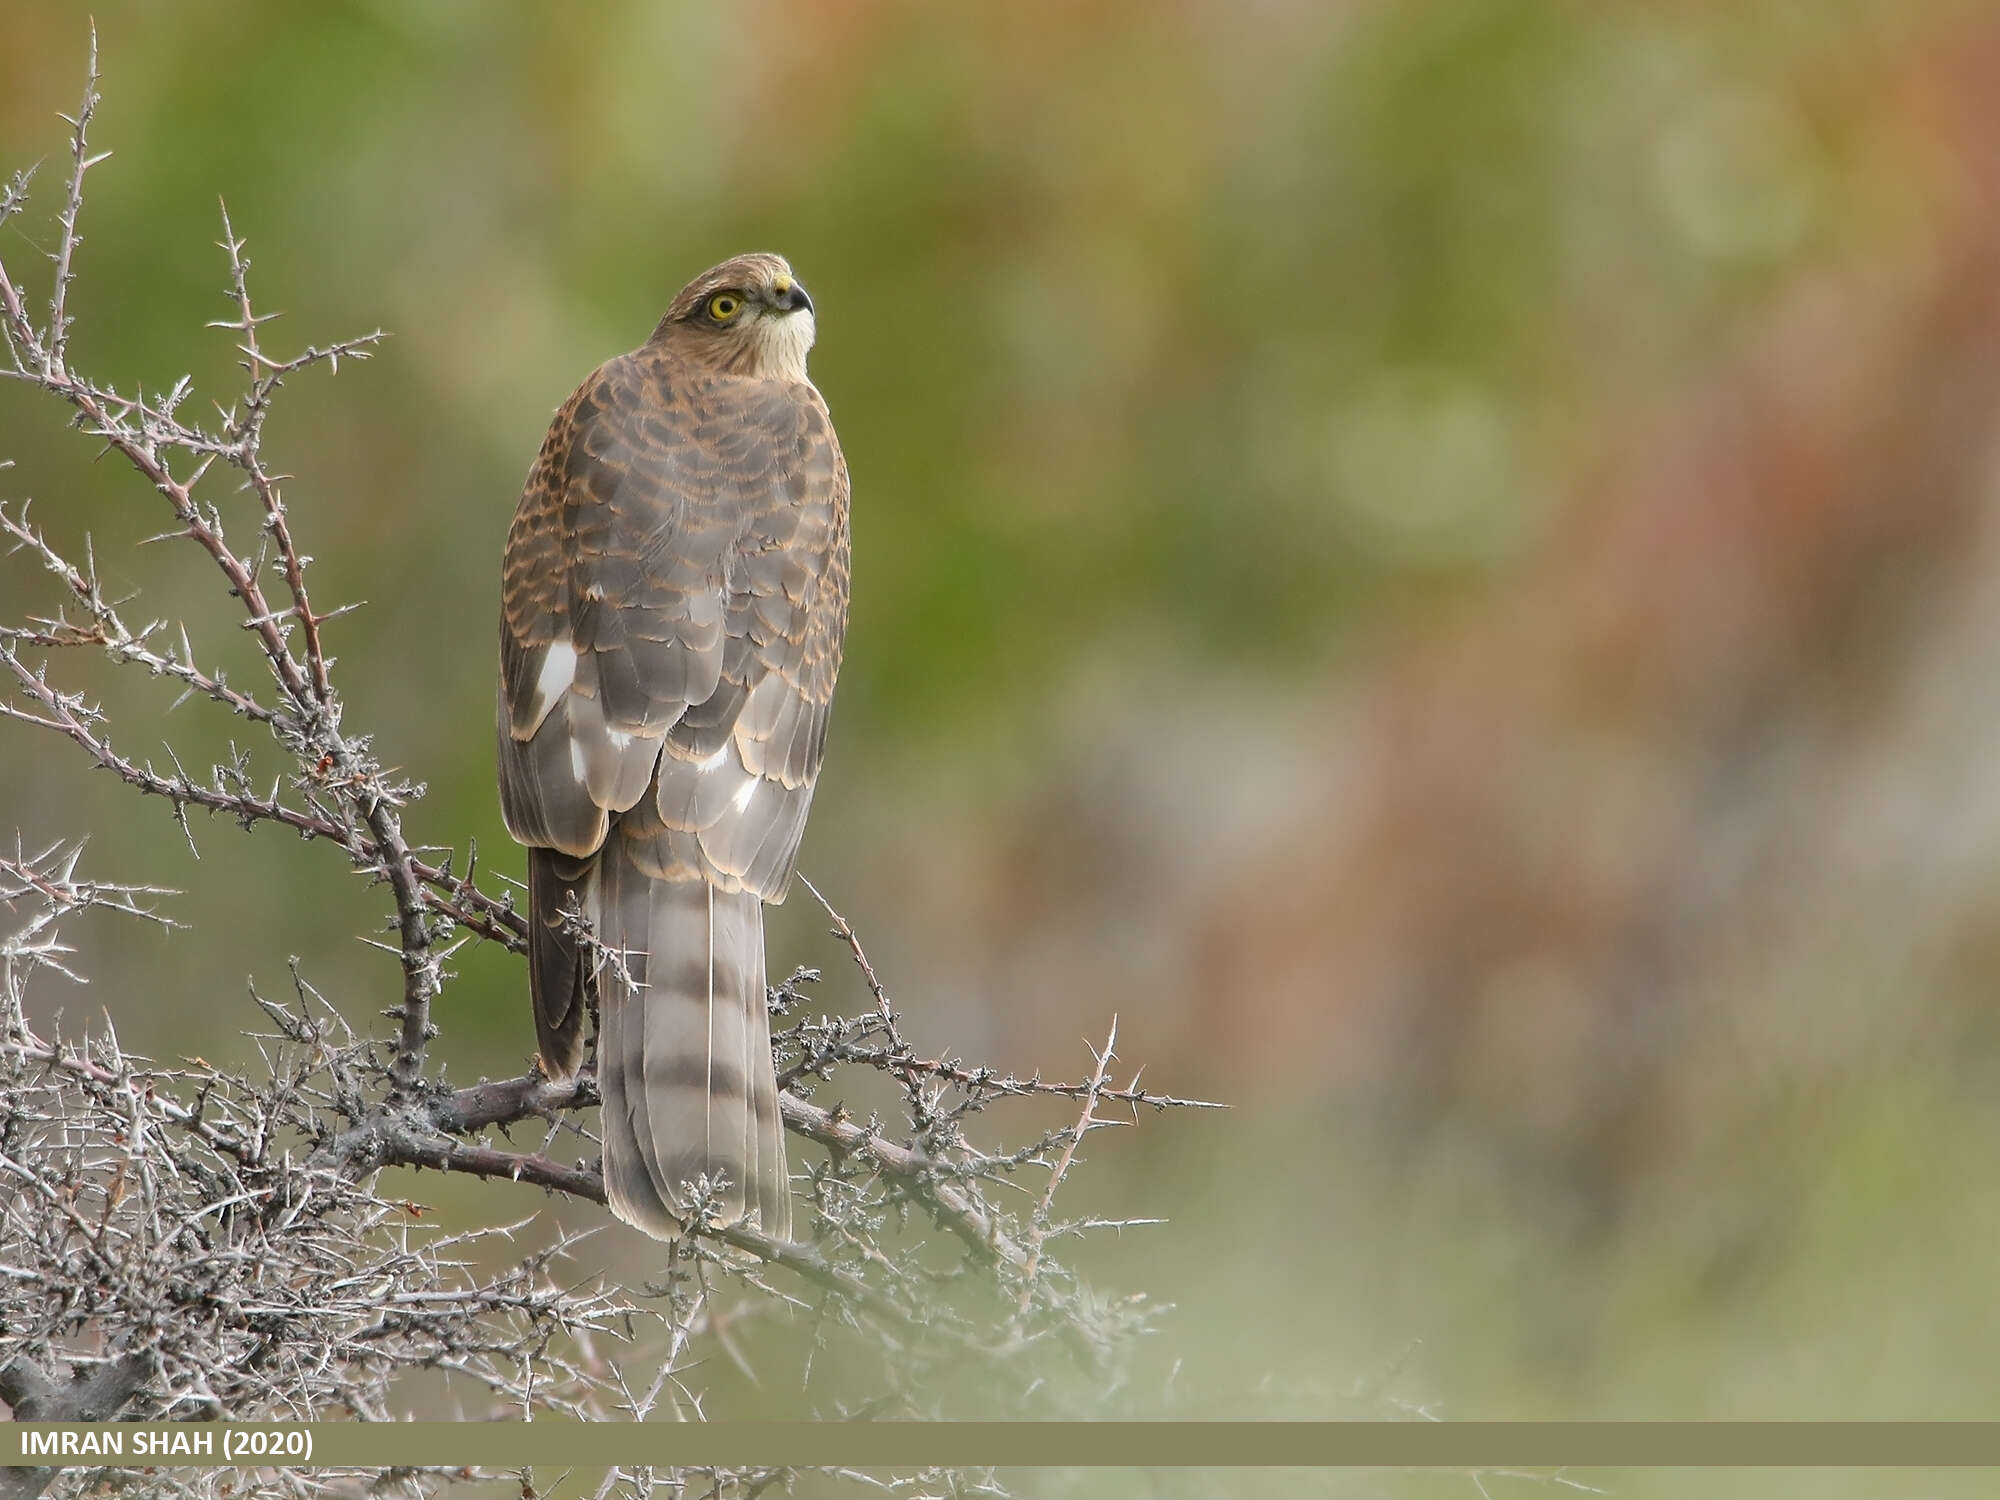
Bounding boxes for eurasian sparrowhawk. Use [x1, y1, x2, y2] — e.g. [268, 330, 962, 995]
[498, 253, 849, 1241]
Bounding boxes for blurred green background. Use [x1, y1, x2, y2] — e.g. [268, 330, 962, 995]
[7, 1, 2000, 1490]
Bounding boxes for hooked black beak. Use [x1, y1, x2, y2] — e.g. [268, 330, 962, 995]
[775, 279, 813, 315]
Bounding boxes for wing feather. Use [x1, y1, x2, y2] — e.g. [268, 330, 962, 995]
[499, 347, 849, 902]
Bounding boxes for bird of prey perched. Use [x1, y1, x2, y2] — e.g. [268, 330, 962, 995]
[497, 253, 849, 1242]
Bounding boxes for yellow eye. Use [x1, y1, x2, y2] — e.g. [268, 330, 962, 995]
[707, 293, 742, 322]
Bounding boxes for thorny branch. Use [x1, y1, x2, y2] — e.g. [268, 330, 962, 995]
[0, 51, 438, 1090]
[0, 39, 1216, 1500]
[1018, 1015, 1121, 1311]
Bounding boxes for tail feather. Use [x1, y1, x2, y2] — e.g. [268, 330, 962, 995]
[594, 840, 791, 1240]
[746, 912, 790, 1234]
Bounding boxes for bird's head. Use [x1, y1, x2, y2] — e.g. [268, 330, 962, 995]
[653, 252, 817, 381]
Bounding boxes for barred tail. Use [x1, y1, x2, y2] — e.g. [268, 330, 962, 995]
[594, 845, 790, 1240]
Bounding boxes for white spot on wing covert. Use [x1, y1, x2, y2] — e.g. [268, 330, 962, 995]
[533, 642, 578, 724]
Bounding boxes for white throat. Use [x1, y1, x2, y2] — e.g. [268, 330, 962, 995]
[753, 309, 815, 383]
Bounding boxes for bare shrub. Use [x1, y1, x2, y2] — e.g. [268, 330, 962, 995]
[0, 37, 1213, 1500]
